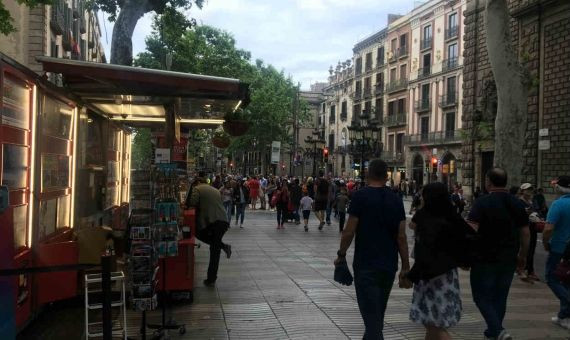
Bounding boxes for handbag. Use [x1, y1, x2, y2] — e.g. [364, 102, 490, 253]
[270, 191, 280, 208]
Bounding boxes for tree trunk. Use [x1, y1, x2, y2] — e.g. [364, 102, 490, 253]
[485, 0, 528, 187]
[110, 0, 151, 65]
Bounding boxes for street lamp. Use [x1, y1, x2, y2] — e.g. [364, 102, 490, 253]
[348, 111, 383, 181]
[304, 128, 326, 177]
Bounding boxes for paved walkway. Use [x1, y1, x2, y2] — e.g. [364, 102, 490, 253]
[126, 209, 568, 340]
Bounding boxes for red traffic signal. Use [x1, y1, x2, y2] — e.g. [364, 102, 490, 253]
[323, 147, 329, 163]
[431, 157, 438, 165]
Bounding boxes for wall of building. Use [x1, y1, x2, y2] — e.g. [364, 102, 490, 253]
[462, 0, 570, 199]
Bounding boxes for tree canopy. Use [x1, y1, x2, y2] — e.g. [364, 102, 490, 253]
[0, 0, 50, 35]
[135, 18, 309, 162]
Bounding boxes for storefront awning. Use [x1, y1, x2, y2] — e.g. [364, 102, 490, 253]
[36, 57, 249, 127]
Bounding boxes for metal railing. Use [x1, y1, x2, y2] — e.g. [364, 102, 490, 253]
[365, 63, 373, 72]
[374, 83, 384, 95]
[405, 129, 463, 146]
[398, 45, 409, 58]
[350, 90, 362, 100]
[340, 111, 348, 121]
[376, 56, 385, 68]
[414, 98, 431, 112]
[388, 50, 397, 63]
[417, 66, 431, 80]
[439, 93, 458, 107]
[420, 37, 432, 50]
[381, 151, 405, 162]
[445, 25, 459, 40]
[442, 57, 460, 72]
[385, 79, 408, 93]
[363, 87, 372, 99]
[383, 113, 407, 127]
[329, 114, 335, 124]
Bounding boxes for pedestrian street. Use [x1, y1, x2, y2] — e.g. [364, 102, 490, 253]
[123, 208, 569, 340]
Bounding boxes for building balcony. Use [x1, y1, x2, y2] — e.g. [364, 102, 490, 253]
[329, 114, 336, 124]
[398, 45, 409, 59]
[405, 129, 463, 146]
[417, 66, 431, 80]
[50, 0, 65, 35]
[439, 93, 458, 108]
[420, 37, 432, 51]
[350, 90, 362, 100]
[445, 25, 459, 40]
[365, 63, 373, 73]
[385, 79, 408, 93]
[355, 68, 362, 77]
[340, 111, 348, 121]
[414, 98, 431, 112]
[383, 113, 407, 127]
[381, 151, 405, 163]
[376, 57, 385, 68]
[374, 83, 384, 96]
[363, 87, 372, 99]
[442, 57, 461, 72]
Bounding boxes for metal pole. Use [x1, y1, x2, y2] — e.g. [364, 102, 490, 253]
[101, 255, 112, 340]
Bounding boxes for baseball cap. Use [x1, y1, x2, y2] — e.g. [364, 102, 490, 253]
[520, 183, 533, 190]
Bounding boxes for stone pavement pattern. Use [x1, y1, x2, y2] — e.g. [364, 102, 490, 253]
[126, 209, 568, 340]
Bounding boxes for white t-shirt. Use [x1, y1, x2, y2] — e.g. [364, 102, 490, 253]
[300, 196, 313, 211]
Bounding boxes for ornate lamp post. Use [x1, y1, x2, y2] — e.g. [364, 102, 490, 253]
[348, 111, 383, 181]
[304, 128, 326, 177]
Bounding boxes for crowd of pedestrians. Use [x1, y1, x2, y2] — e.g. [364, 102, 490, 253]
[187, 166, 570, 340]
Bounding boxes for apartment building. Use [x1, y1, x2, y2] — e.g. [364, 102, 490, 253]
[406, 0, 466, 188]
[383, 14, 411, 184]
[0, 0, 106, 76]
[322, 60, 354, 176]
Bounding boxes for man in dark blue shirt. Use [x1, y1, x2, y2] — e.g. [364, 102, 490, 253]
[467, 167, 529, 340]
[334, 159, 410, 340]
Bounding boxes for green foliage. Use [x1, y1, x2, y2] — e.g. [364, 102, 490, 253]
[88, 0, 203, 22]
[135, 20, 302, 157]
[131, 128, 153, 169]
[0, 0, 51, 35]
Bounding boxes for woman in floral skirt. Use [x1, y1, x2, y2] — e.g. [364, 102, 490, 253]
[404, 182, 470, 340]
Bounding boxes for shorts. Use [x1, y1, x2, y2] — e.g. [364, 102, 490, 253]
[302, 210, 311, 219]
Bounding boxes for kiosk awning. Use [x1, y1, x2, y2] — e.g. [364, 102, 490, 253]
[37, 57, 249, 127]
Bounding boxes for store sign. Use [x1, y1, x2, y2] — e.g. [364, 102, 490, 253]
[155, 148, 171, 164]
[172, 138, 187, 162]
[538, 140, 550, 150]
[271, 141, 281, 164]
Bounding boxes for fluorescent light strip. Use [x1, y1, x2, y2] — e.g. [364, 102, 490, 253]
[70, 106, 78, 228]
[110, 116, 225, 124]
[28, 86, 38, 247]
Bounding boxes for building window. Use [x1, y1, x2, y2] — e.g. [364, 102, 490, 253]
[400, 64, 407, 80]
[376, 72, 384, 85]
[446, 112, 456, 137]
[365, 52, 372, 71]
[355, 57, 362, 75]
[388, 101, 395, 116]
[388, 134, 395, 152]
[422, 25, 432, 50]
[447, 76, 456, 97]
[328, 133, 335, 150]
[391, 38, 397, 53]
[377, 46, 385, 65]
[396, 133, 404, 153]
[353, 104, 361, 119]
[420, 116, 430, 140]
[390, 68, 397, 82]
[364, 101, 372, 114]
[421, 83, 430, 102]
[448, 43, 458, 60]
[398, 98, 406, 114]
[446, 12, 458, 40]
[341, 101, 348, 120]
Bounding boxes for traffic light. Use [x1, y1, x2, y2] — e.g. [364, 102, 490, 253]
[323, 147, 329, 163]
[431, 157, 438, 173]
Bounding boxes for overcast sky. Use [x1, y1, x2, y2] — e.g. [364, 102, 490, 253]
[99, 0, 416, 90]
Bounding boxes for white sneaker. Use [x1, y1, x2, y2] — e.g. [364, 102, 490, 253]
[498, 329, 512, 340]
[552, 316, 570, 329]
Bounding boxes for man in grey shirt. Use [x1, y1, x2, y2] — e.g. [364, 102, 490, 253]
[187, 172, 232, 287]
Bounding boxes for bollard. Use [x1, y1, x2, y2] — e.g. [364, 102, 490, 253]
[101, 255, 112, 340]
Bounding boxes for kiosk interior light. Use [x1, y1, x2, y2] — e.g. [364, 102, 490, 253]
[28, 85, 38, 247]
[110, 116, 225, 125]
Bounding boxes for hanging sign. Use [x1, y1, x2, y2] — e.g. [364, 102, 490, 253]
[271, 141, 281, 164]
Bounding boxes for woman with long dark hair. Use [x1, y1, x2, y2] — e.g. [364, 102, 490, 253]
[405, 182, 469, 340]
[274, 181, 290, 229]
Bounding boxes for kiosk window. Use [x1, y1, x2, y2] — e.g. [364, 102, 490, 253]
[13, 205, 27, 249]
[2, 144, 28, 189]
[2, 76, 30, 130]
[42, 96, 73, 139]
[41, 154, 70, 191]
[39, 199, 57, 238]
[57, 195, 71, 229]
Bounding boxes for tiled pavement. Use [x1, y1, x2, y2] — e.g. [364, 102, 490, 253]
[126, 209, 569, 340]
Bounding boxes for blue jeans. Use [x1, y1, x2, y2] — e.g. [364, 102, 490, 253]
[546, 252, 570, 319]
[223, 201, 232, 222]
[354, 269, 395, 340]
[235, 203, 246, 224]
[470, 263, 515, 337]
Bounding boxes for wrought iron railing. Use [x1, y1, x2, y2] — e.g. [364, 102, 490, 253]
[374, 83, 384, 95]
[383, 113, 407, 127]
[414, 98, 431, 112]
[439, 93, 458, 108]
[420, 37, 432, 50]
[445, 25, 459, 40]
[385, 79, 408, 93]
[417, 66, 431, 80]
[442, 57, 460, 72]
[405, 129, 463, 146]
[398, 45, 409, 58]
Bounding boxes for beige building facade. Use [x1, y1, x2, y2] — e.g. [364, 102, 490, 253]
[406, 0, 466, 188]
[0, 0, 105, 75]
